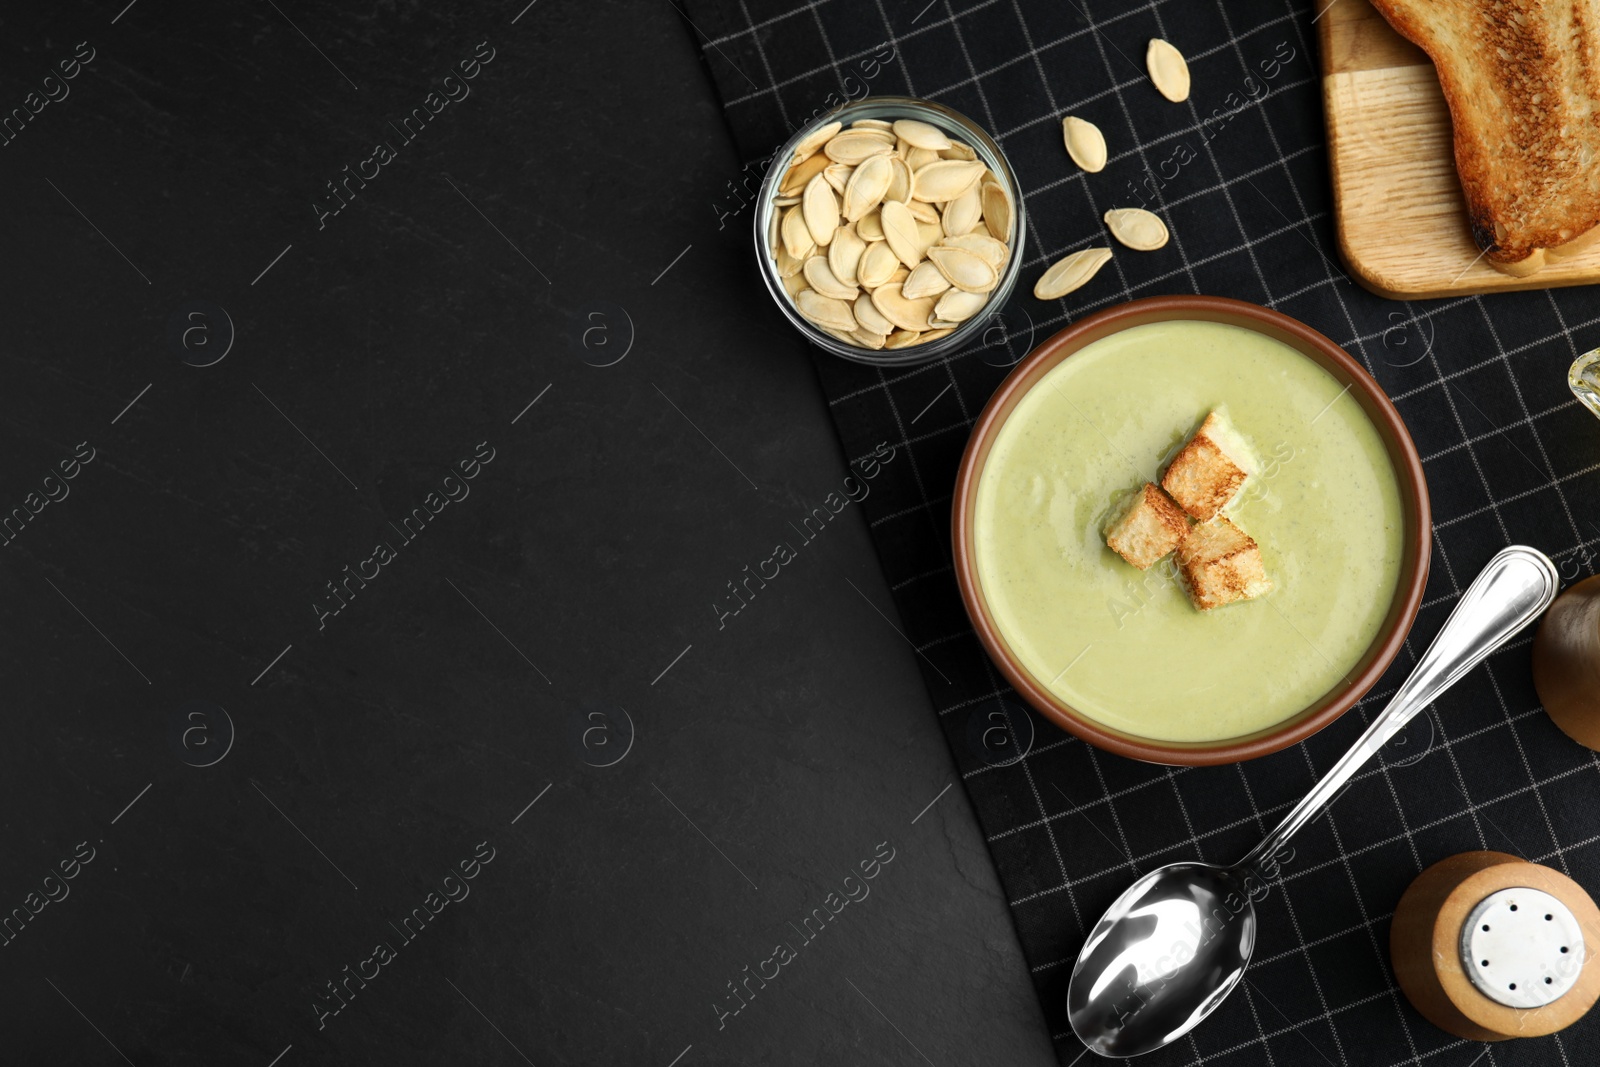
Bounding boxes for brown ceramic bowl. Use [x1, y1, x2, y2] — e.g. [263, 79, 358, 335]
[952, 295, 1431, 765]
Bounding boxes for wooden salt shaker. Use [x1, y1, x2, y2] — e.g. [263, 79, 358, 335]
[1391, 851, 1600, 1041]
[1533, 574, 1600, 749]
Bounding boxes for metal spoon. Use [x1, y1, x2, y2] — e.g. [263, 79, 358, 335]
[1067, 545, 1560, 1058]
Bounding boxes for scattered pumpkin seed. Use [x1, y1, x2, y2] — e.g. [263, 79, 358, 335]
[1034, 247, 1112, 300]
[1062, 116, 1107, 172]
[1104, 207, 1169, 250]
[1146, 39, 1190, 102]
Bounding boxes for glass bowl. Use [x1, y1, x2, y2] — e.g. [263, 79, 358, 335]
[1572, 348, 1600, 421]
[752, 96, 1027, 368]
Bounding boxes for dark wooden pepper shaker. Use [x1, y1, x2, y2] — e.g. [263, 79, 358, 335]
[1533, 574, 1600, 749]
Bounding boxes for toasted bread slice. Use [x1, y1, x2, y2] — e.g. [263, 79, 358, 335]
[1107, 483, 1190, 569]
[1369, 0, 1600, 274]
[1161, 411, 1254, 522]
[1177, 517, 1272, 611]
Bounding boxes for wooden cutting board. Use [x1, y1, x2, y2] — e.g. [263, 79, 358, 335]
[1319, 0, 1600, 299]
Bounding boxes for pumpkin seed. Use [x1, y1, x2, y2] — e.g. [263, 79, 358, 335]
[906, 198, 941, 224]
[883, 329, 923, 349]
[803, 174, 838, 247]
[792, 121, 841, 165]
[857, 241, 900, 288]
[894, 136, 912, 157]
[852, 118, 893, 131]
[781, 204, 814, 260]
[915, 217, 944, 259]
[905, 146, 942, 171]
[1034, 246, 1112, 300]
[942, 184, 982, 237]
[912, 160, 985, 202]
[823, 163, 854, 195]
[850, 327, 887, 350]
[913, 327, 954, 344]
[1146, 39, 1190, 102]
[1062, 116, 1107, 172]
[927, 245, 998, 293]
[796, 289, 858, 332]
[891, 118, 953, 150]
[776, 244, 805, 278]
[871, 281, 938, 332]
[853, 293, 895, 335]
[824, 130, 896, 164]
[857, 210, 885, 242]
[782, 270, 809, 298]
[940, 232, 1008, 269]
[939, 140, 977, 161]
[829, 222, 866, 286]
[981, 181, 1012, 242]
[885, 155, 913, 204]
[934, 288, 988, 322]
[902, 261, 952, 300]
[843, 154, 893, 221]
[780, 151, 832, 196]
[804, 254, 860, 300]
[1104, 207, 1169, 250]
[772, 195, 801, 208]
[880, 200, 923, 268]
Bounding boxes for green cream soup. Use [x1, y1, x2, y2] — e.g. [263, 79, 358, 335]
[974, 320, 1405, 743]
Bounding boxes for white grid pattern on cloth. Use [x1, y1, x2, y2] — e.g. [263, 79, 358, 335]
[684, 0, 1600, 1063]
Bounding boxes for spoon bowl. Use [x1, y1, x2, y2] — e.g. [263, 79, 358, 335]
[1068, 862, 1256, 1057]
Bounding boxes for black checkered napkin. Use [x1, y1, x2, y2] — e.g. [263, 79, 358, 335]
[681, 1, 1600, 1062]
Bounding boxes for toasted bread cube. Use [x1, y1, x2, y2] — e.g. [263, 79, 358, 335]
[1106, 483, 1190, 569]
[1161, 410, 1255, 521]
[1177, 517, 1272, 610]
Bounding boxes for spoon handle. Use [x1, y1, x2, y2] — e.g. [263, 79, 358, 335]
[1240, 545, 1559, 874]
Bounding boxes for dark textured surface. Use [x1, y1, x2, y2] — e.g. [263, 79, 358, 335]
[680, 0, 1600, 1064]
[0, 2, 1057, 1064]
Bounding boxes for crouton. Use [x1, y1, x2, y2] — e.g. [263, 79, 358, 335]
[1176, 517, 1272, 610]
[1161, 410, 1256, 521]
[1106, 483, 1190, 569]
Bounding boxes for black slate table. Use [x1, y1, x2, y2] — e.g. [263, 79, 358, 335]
[0, 1, 1057, 1064]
